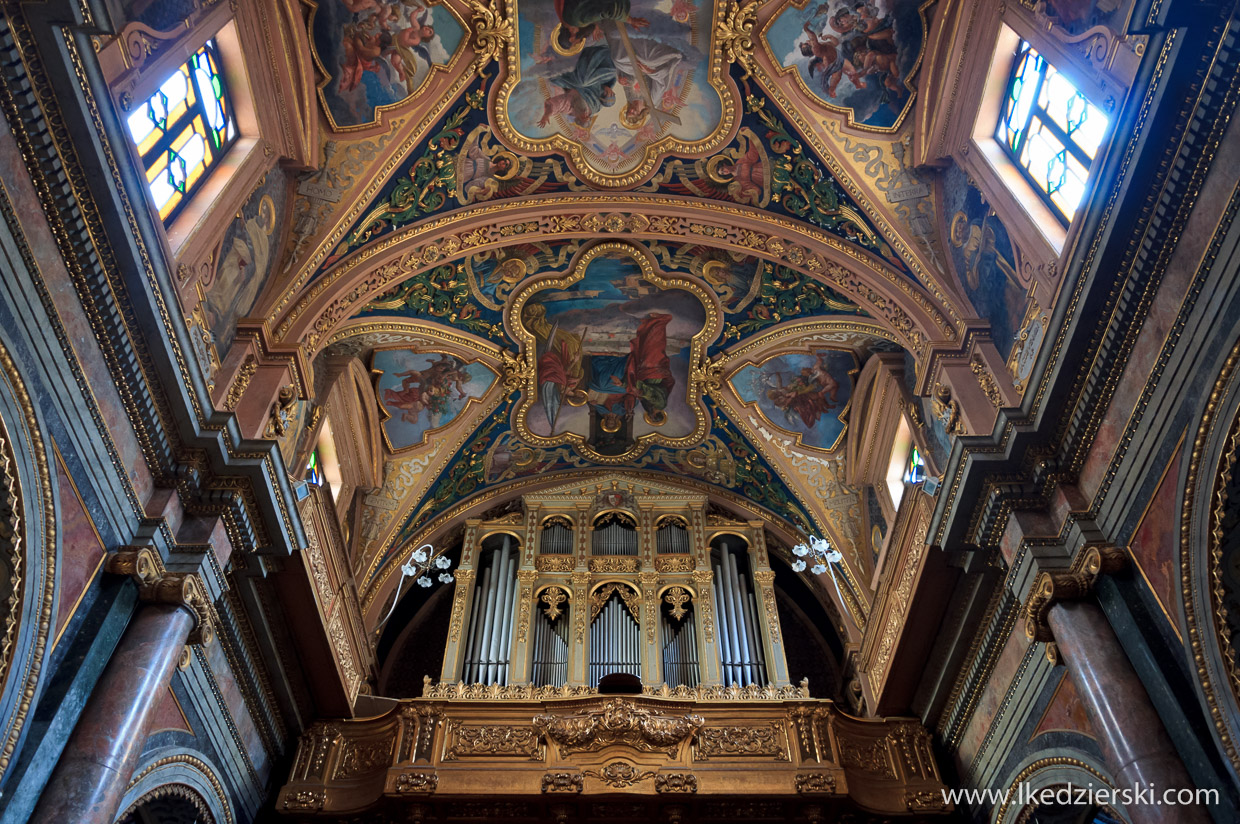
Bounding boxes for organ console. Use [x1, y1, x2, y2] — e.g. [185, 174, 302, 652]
[437, 481, 792, 693]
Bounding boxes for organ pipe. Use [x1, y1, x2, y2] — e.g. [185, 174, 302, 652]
[712, 541, 767, 687]
[541, 523, 573, 554]
[462, 536, 518, 685]
[592, 516, 637, 555]
[589, 592, 639, 687]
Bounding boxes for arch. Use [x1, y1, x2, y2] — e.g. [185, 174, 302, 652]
[118, 750, 234, 824]
[1183, 336, 1240, 781]
[267, 196, 959, 359]
[991, 754, 1122, 824]
[592, 510, 637, 530]
[657, 583, 699, 600]
[0, 337, 56, 783]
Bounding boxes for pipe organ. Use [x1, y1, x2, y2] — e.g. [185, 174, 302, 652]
[660, 587, 699, 688]
[539, 517, 573, 554]
[438, 480, 792, 692]
[588, 585, 641, 686]
[530, 587, 570, 687]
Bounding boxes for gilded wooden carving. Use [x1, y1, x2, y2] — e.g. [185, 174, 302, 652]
[533, 699, 705, 756]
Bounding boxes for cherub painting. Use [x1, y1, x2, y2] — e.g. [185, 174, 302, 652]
[312, 0, 464, 128]
[731, 349, 856, 451]
[766, 0, 927, 129]
[374, 350, 497, 450]
[502, 0, 724, 179]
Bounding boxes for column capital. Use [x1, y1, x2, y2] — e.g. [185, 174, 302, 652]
[106, 546, 215, 644]
[1024, 545, 1126, 644]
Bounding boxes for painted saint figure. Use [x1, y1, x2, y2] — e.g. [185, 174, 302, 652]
[551, 0, 649, 54]
[538, 45, 620, 128]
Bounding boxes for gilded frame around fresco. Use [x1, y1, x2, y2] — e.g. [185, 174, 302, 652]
[725, 345, 860, 455]
[305, 0, 472, 133]
[508, 241, 721, 465]
[370, 346, 502, 455]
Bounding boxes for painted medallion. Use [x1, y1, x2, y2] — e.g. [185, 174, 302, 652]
[730, 348, 856, 451]
[511, 243, 717, 460]
[374, 349, 497, 450]
[764, 0, 928, 130]
[311, 0, 466, 129]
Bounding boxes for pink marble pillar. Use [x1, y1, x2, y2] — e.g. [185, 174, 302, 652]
[1047, 600, 1211, 824]
[31, 604, 195, 824]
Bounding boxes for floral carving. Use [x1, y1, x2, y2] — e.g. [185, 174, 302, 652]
[695, 724, 787, 760]
[583, 761, 656, 788]
[533, 699, 705, 756]
[655, 773, 699, 793]
[795, 772, 839, 794]
[393, 771, 438, 794]
[443, 722, 542, 760]
[540, 772, 583, 793]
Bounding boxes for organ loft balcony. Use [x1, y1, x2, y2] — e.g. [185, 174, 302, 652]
[276, 476, 953, 822]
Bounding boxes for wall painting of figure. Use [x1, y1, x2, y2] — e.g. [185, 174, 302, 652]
[373, 350, 498, 451]
[764, 0, 929, 130]
[202, 169, 290, 355]
[730, 348, 857, 452]
[941, 164, 1028, 361]
[513, 244, 714, 460]
[311, 0, 466, 129]
[497, 0, 731, 182]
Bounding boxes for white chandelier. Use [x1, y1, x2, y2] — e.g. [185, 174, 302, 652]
[791, 535, 847, 605]
[375, 544, 454, 629]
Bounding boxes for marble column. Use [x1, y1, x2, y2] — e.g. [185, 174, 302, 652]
[1046, 600, 1211, 824]
[32, 603, 195, 824]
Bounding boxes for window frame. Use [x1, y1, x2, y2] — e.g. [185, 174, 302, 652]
[127, 38, 240, 225]
[995, 39, 1109, 225]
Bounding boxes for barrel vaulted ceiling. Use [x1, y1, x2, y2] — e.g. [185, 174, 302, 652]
[197, 0, 1062, 640]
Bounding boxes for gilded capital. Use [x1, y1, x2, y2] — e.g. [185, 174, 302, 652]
[1024, 545, 1126, 643]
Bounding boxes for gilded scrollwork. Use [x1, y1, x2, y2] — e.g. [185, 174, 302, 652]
[583, 760, 656, 788]
[393, 771, 438, 794]
[655, 772, 699, 793]
[443, 721, 542, 760]
[534, 699, 705, 756]
[695, 724, 788, 760]
[795, 772, 839, 794]
[540, 772, 583, 793]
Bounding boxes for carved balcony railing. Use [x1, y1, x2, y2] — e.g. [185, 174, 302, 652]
[276, 695, 952, 821]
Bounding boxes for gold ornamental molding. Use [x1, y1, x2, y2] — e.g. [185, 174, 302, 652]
[105, 546, 216, 645]
[271, 197, 953, 360]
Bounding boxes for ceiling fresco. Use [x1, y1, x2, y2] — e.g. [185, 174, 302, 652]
[494, 0, 736, 184]
[763, 0, 930, 130]
[221, 0, 1059, 634]
[311, 0, 468, 129]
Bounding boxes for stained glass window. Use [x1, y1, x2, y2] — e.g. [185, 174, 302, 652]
[306, 449, 325, 487]
[126, 39, 237, 223]
[903, 445, 926, 486]
[996, 40, 1108, 223]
